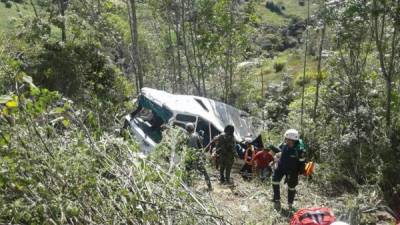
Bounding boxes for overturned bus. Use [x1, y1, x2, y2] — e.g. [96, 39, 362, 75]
[123, 88, 263, 153]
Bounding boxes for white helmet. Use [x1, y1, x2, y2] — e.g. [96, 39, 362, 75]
[284, 129, 299, 141]
[244, 137, 252, 143]
[331, 222, 350, 225]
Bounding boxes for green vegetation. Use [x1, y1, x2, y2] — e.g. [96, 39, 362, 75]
[254, 0, 317, 26]
[1, 0, 400, 224]
[0, 1, 21, 31]
[0, 83, 222, 224]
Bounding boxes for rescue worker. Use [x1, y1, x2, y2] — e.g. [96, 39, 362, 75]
[240, 138, 255, 180]
[211, 125, 236, 184]
[184, 123, 212, 190]
[272, 129, 306, 210]
[186, 123, 202, 149]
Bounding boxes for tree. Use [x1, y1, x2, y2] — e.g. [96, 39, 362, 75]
[57, 0, 67, 42]
[128, 0, 144, 91]
[312, 9, 327, 121]
[371, 0, 400, 129]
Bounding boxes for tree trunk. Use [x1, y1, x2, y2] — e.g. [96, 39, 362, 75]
[300, 0, 310, 128]
[174, 9, 183, 93]
[30, 0, 39, 18]
[58, 0, 66, 42]
[312, 23, 326, 121]
[228, 4, 234, 102]
[188, 0, 203, 96]
[128, 0, 144, 90]
[168, 24, 177, 93]
[261, 66, 264, 98]
[386, 77, 392, 128]
[180, 0, 201, 95]
[373, 3, 396, 128]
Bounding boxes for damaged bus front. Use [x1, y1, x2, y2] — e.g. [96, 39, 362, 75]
[124, 88, 263, 153]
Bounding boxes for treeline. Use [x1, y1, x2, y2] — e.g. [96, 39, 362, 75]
[1, 0, 261, 107]
[285, 0, 400, 215]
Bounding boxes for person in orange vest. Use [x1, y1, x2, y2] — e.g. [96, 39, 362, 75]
[240, 138, 255, 180]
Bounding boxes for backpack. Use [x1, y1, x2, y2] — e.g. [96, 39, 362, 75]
[303, 161, 315, 176]
[290, 207, 336, 225]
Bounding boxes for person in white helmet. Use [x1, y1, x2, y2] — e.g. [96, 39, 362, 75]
[272, 129, 306, 211]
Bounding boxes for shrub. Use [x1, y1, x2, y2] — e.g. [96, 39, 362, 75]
[294, 72, 312, 86]
[5, 1, 12, 8]
[265, 1, 284, 14]
[0, 84, 224, 224]
[273, 61, 285, 72]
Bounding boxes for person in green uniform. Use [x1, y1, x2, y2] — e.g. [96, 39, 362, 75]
[184, 123, 212, 190]
[272, 129, 306, 211]
[211, 125, 236, 184]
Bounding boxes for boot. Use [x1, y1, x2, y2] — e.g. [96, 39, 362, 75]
[273, 200, 281, 211]
[273, 184, 280, 202]
[288, 188, 296, 205]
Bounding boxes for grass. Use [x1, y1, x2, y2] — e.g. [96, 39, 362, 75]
[249, 50, 318, 91]
[0, 1, 80, 42]
[254, 2, 287, 26]
[254, 0, 319, 26]
[0, 1, 35, 34]
[0, 2, 20, 32]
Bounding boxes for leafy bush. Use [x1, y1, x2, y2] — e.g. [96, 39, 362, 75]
[0, 83, 225, 224]
[265, 1, 284, 14]
[294, 71, 319, 86]
[4, 37, 136, 128]
[380, 123, 400, 215]
[273, 61, 285, 72]
[263, 73, 294, 130]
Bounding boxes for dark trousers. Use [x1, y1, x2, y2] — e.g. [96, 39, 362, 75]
[241, 164, 253, 179]
[197, 164, 212, 189]
[272, 168, 298, 204]
[241, 164, 253, 173]
[219, 157, 234, 182]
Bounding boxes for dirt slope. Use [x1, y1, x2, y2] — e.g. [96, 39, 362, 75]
[192, 160, 396, 225]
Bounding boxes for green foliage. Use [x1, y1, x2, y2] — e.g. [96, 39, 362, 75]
[273, 60, 285, 72]
[265, 1, 284, 14]
[293, 70, 326, 86]
[150, 127, 188, 166]
[0, 84, 223, 224]
[0, 0, 137, 128]
[263, 73, 294, 130]
[1, 0, 400, 220]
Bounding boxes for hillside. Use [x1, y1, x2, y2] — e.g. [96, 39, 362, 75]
[1, 0, 400, 224]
